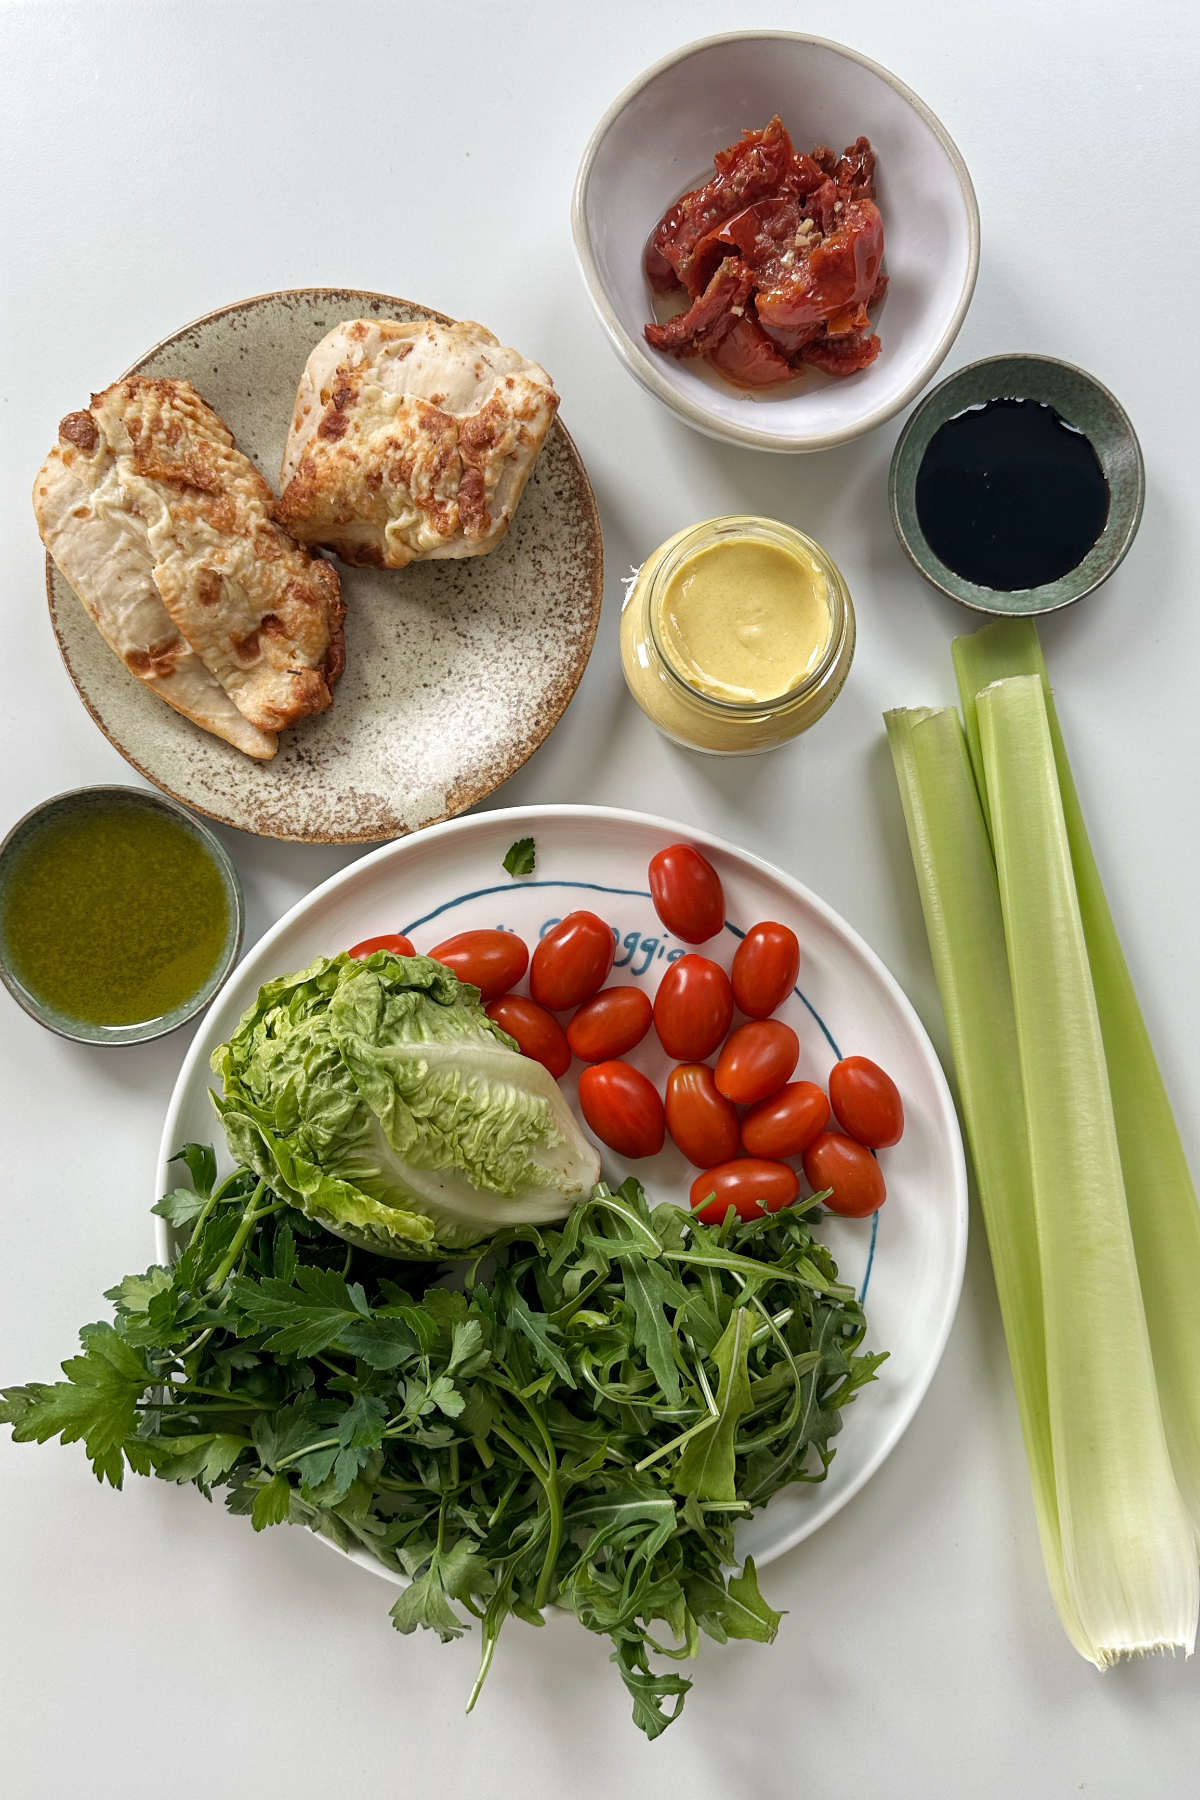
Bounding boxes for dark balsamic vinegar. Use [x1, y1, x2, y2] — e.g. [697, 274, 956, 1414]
[915, 398, 1110, 591]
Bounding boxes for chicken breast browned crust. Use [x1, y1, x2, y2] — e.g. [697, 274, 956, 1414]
[34, 378, 346, 748]
[274, 319, 559, 569]
[34, 410, 277, 760]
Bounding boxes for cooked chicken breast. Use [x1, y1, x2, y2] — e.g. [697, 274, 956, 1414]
[34, 409, 277, 759]
[274, 318, 559, 569]
[34, 378, 346, 743]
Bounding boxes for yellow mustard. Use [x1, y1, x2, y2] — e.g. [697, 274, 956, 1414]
[620, 516, 855, 754]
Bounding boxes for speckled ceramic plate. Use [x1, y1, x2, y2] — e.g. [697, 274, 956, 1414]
[155, 804, 968, 1581]
[46, 289, 603, 843]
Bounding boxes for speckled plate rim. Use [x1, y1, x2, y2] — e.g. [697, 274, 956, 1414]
[571, 30, 981, 454]
[155, 801, 969, 1584]
[0, 783, 244, 1045]
[888, 351, 1145, 615]
[45, 287, 604, 844]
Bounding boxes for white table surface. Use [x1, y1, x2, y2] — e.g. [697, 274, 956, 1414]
[3, 2, 1198, 1794]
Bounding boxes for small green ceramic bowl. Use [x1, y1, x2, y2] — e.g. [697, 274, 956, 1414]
[889, 353, 1144, 615]
[0, 785, 244, 1045]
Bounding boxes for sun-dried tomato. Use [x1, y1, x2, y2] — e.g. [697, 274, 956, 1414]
[759, 317, 825, 360]
[798, 329, 881, 375]
[756, 199, 884, 333]
[687, 197, 799, 295]
[833, 135, 877, 196]
[708, 312, 795, 387]
[643, 120, 886, 388]
[646, 116, 797, 297]
[781, 152, 827, 199]
[643, 257, 757, 358]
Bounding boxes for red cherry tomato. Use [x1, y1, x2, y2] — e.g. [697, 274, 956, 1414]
[578, 1061, 665, 1160]
[348, 933, 415, 959]
[648, 844, 725, 944]
[802, 1132, 887, 1217]
[530, 912, 615, 1011]
[665, 1063, 741, 1167]
[485, 996, 571, 1080]
[714, 1020, 799, 1104]
[427, 930, 528, 1001]
[741, 1081, 830, 1159]
[653, 955, 734, 1061]
[731, 921, 800, 1019]
[690, 1158, 799, 1224]
[567, 986, 653, 1062]
[829, 1056, 905, 1149]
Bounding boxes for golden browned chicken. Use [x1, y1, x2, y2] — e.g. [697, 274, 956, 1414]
[34, 378, 345, 755]
[275, 318, 558, 570]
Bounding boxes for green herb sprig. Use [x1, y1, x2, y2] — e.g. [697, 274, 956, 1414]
[1, 1151, 884, 1737]
[503, 837, 536, 877]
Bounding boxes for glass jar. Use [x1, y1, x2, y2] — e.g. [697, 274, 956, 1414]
[619, 515, 855, 755]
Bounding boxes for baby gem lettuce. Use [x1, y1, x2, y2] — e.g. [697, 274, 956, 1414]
[210, 951, 600, 1257]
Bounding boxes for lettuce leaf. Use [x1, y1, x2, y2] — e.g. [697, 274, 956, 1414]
[211, 952, 600, 1257]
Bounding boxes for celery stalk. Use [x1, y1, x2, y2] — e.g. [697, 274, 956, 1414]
[885, 706, 1096, 1660]
[956, 620, 1200, 1542]
[977, 675, 1198, 1660]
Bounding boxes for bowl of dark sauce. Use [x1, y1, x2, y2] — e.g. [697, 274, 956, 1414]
[889, 354, 1143, 614]
[0, 785, 243, 1045]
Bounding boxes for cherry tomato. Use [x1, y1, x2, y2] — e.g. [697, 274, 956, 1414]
[802, 1132, 887, 1217]
[665, 1063, 741, 1167]
[567, 986, 653, 1062]
[427, 929, 528, 1001]
[348, 933, 415, 960]
[485, 996, 571, 1080]
[653, 955, 734, 1061]
[829, 1056, 905, 1148]
[648, 844, 725, 944]
[714, 1019, 799, 1104]
[741, 1081, 830, 1159]
[690, 1158, 799, 1224]
[731, 921, 800, 1019]
[530, 912, 615, 1011]
[578, 1060, 665, 1159]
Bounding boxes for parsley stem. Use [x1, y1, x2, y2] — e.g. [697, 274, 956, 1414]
[275, 1436, 340, 1471]
[133, 1397, 269, 1414]
[206, 1182, 268, 1292]
[179, 1168, 243, 1245]
[164, 1384, 272, 1405]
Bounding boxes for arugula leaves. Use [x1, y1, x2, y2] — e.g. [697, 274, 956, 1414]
[0, 1157, 885, 1737]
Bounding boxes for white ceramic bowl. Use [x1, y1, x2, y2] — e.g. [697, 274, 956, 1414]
[572, 33, 980, 454]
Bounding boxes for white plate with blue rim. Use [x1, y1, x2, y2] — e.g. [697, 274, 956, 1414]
[157, 803, 968, 1581]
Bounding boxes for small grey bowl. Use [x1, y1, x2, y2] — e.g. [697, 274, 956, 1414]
[889, 353, 1144, 614]
[0, 785, 243, 1045]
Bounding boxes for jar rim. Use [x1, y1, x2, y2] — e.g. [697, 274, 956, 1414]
[645, 514, 850, 717]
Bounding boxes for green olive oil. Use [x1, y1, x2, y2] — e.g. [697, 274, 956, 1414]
[2, 798, 230, 1028]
